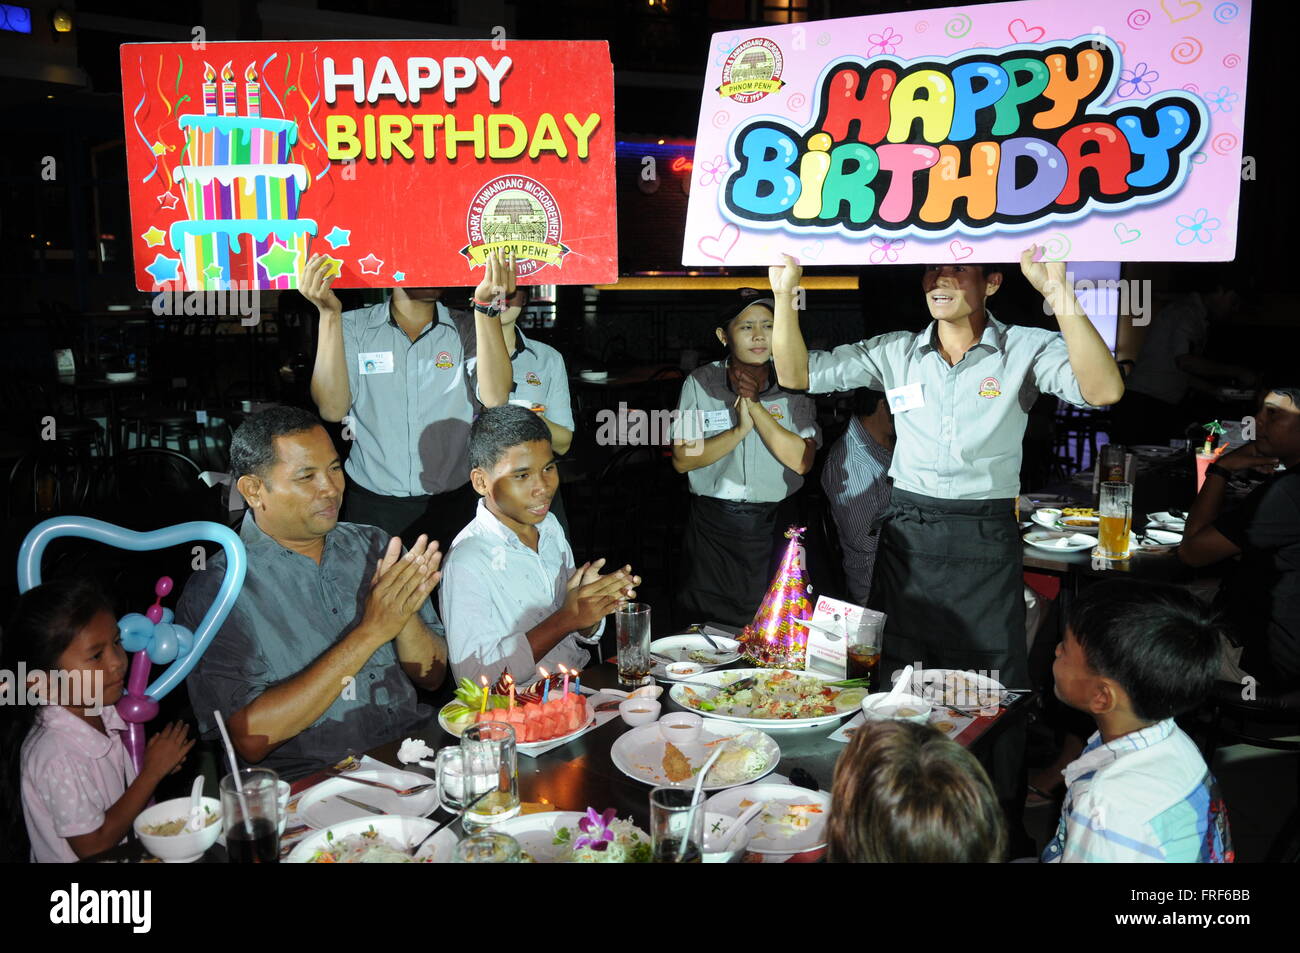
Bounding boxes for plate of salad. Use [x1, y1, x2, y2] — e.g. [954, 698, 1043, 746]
[668, 668, 868, 728]
[489, 810, 652, 863]
[286, 816, 458, 863]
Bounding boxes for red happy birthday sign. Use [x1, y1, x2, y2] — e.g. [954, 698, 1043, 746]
[120, 40, 617, 291]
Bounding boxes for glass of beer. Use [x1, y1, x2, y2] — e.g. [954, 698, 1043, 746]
[1098, 481, 1133, 560]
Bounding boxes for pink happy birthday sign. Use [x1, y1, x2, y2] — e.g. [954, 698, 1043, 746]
[683, 0, 1251, 266]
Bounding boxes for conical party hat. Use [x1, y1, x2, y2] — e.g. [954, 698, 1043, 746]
[739, 526, 812, 669]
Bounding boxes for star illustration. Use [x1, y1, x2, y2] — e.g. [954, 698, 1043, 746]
[151, 141, 167, 156]
[144, 253, 181, 285]
[358, 253, 384, 275]
[202, 262, 225, 283]
[320, 256, 343, 279]
[392, 270, 406, 282]
[323, 226, 351, 250]
[157, 191, 180, 210]
[141, 226, 166, 248]
[256, 242, 301, 280]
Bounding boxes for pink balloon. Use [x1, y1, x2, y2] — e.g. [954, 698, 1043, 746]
[146, 604, 164, 623]
[155, 576, 174, 598]
[127, 650, 152, 697]
[117, 694, 159, 723]
[123, 723, 145, 775]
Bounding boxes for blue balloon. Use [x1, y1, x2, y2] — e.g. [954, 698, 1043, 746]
[174, 624, 194, 658]
[119, 613, 153, 654]
[148, 623, 179, 664]
[160, 607, 175, 625]
[17, 517, 247, 702]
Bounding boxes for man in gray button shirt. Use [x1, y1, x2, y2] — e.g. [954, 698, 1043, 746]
[302, 252, 516, 549]
[178, 406, 447, 780]
[773, 248, 1123, 846]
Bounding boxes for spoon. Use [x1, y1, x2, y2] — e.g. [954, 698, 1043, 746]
[185, 775, 206, 833]
[679, 744, 728, 862]
[714, 800, 765, 851]
[883, 664, 914, 706]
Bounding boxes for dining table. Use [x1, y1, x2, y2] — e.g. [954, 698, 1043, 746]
[94, 658, 1034, 864]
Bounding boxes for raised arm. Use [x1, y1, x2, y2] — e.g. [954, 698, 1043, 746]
[303, 253, 351, 422]
[472, 251, 517, 408]
[744, 398, 816, 474]
[770, 254, 809, 390]
[1021, 246, 1125, 407]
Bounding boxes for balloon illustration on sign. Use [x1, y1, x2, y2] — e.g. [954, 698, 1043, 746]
[16, 517, 247, 773]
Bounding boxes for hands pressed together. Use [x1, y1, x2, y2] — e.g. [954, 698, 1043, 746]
[362, 535, 443, 643]
[141, 720, 195, 781]
[564, 557, 641, 631]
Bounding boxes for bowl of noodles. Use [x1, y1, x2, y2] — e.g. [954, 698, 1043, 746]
[134, 796, 222, 863]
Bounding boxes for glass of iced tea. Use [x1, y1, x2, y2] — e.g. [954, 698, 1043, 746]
[220, 767, 281, 863]
[1097, 481, 1133, 560]
[846, 610, 885, 689]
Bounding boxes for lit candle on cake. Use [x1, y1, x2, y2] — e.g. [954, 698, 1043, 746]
[244, 62, 260, 118]
[537, 667, 550, 704]
[202, 62, 217, 116]
[220, 61, 237, 116]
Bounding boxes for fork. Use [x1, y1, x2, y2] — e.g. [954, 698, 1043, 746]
[329, 772, 436, 797]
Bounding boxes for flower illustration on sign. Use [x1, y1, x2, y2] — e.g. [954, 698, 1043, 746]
[869, 237, 905, 263]
[697, 155, 730, 187]
[867, 26, 902, 56]
[1117, 63, 1159, 98]
[1175, 208, 1221, 245]
[1206, 86, 1239, 114]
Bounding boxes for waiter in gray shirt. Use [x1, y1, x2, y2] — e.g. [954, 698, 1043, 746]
[772, 248, 1123, 841]
[301, 251, 516, 548]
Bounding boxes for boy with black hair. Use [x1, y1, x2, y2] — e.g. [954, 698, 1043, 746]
[440, 405, 640, 686]
[1043, 580, 1232, 863]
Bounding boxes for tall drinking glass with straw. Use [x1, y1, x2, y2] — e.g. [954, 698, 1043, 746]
[215, 709, 281, 862]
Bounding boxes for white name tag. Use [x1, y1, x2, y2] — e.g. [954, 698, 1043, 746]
[886, 383, 925, 413]
[358, 351, 394, 375]
[701, 409, 732, 434]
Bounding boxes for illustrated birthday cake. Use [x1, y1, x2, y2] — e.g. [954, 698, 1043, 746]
[170, 62, 316, 291]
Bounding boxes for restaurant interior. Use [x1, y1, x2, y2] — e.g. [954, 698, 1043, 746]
[1, 0, 1296, 868]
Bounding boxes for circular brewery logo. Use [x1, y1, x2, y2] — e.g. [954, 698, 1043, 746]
[464, 175, 567, 280]
[719, 38, 785, 104]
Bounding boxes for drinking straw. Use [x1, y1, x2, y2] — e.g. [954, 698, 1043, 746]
[213, 709, 254, 836]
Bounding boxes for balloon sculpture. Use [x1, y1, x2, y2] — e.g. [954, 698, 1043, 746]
[16, 517, 247, 774]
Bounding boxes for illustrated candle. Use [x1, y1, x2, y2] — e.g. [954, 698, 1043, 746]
[220, 61, 237, 117]
[244, 62, 260, 118]
[202, 62, 217, 116]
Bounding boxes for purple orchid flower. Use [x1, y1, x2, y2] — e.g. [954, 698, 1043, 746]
[573, 807, 617, 851]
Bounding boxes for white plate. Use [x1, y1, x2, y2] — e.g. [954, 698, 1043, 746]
[1031, 508, 1062, 529]
[704, 783, 831, 854]
[609, 722, 780, 791]
[1023, 529, 1096, 552]
[667, 668, 864, 729]
[1138, 528, 1183, 551]
[1055, 515, 1100, 535]
[297, 768, 439, 828]
[437, 701, 595, 752]
[650, 633, 741, 675]
[286, 815, 458, 863]
[1146, 511, 1187, 531]
[898, 668, 1007, 711]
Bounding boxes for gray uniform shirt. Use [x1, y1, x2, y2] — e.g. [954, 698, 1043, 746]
[672, 360, 821, 503]
[341, 300, 481, 497]
[807, 313, 1093, 500]
[178, 514, 441, 780]
[469, 328, 575, 432]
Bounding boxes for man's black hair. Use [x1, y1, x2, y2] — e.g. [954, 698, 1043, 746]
[853, 388, 887, 416]
[229, 405, 324, 481]
[469, 404, 552, 473]
[1069, 580, 1222, 721]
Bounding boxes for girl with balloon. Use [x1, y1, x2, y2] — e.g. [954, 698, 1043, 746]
[0, 578, 194, 862]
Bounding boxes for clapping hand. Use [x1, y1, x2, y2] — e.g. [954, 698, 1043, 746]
[564, 559, 640, 630]
[362, 535, 442, 642]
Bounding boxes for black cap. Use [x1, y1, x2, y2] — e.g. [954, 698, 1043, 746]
[718, 287, 776, 328]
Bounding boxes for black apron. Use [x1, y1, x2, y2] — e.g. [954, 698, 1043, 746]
[678, 495, 781, 628]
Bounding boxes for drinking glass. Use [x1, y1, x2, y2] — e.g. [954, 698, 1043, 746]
[1195, 452, 1216, 492]
[616, 602, 653, 688]
[1100, 443, 1127, 483]
[221, 767, 281, 863]
[453, 831, 522, 863]
[460, 722, 520, 832]
[1097, 481, 1133, 560]
[846, 609, 885, 689]
[649, 786, 704, 863]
